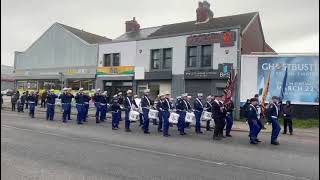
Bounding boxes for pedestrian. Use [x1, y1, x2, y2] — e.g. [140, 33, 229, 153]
[99, 91, 109, 122]
[225, 99, 234, 137]
[205, 96, 213, 131]
[75, 88, 85, 124]
[156, 94, 163, 132]
[282, 100, 293, 135]
[124, 90, 138, 132]
[160, 93, 172, 137]
[141, 89, 153, 134]
[193, 93, 204, 134]
[1, 93, 3, 109]
[11, 91, 19, 111]
[83, 92, 91, 122]
[111, 95, 121, 130]
[25, 90, 29, 109]
[247, 98, 260, 144]
[176, 93, 188, 135]
[59, 88, 74, 123]
[35, 91, 39, 106]
[20, 92, 27, 112]
[118, 92, 124, 121]
[27, 91, 37, 118]
[46, 89, 58, 121]
[267, 96, 281, 145]
[40, 90, 47, 108]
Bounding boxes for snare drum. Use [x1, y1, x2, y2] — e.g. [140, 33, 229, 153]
[185, 112, 195, 123]
[148, 109, 159, 119]
[201, 111, 212, 121]
[169, 112, 179, 124]
[129, 110, 140, 122]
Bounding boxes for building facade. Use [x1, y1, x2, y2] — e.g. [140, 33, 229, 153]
[1, 65, 15, 91]
[14, 23, 111, 92]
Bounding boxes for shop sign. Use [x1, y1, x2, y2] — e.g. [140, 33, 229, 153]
[184, 69, 230, 79]
[67, 68, 88, 75]
[97, 66, 134, 76]
[186, 31, 236, 47]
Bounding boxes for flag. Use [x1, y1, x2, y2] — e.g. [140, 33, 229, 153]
[261, 70, 271, 116]
[279, 67, 288, 101]
[223, 72, 238, 108]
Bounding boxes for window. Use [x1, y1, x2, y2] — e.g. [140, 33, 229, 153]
[163, 48, 172, 69]
[151, 49, 160, 69]
[103, 53, 120, 66]
[187, 46, 197, 67]
[113, 53, 120, 66]
[201, 45, 212, 67]
[103, 54, 111, 66]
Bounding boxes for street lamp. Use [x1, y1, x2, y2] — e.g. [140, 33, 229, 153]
[58, 72, 64, 91]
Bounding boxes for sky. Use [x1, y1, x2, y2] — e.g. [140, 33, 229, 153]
[1, 0, 319, 66]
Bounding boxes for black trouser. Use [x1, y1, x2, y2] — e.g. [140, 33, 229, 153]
[11, 103, 16, 111]
[283, 118, 293, 134]
[206, 120, 211, 130]
[219, 118, 226, 136]
[35, 99, 38, 106]
[41, 99, 46, 108]
[213, 118, 222, 137]
[25, 102, 28, 109]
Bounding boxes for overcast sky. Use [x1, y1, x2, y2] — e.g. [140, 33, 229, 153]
[1, 0, 319, 66]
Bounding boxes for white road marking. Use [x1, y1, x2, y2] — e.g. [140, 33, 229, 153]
[1, 124, 312, 180]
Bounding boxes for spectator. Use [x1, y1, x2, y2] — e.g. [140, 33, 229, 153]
[282, 100, 293, 135]
[11, 92, 19, 111]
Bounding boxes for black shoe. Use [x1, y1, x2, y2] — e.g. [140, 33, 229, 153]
[255, 139, 261, 142]
[221, 135, 226, 138]
[163, 134, 170, 137]
[250, 141, 258, 144]
[68, 119, 72, 120]
[213, 136, 222, 140]
[77, 122, 83, 125]
[144, 132, 150, 134]
[206, 129, 212, 131]
[112, 127, 117, 130]
[62, 120, 67, 123]
[96, 121, 100, 123]
[290, 132, 293, 135]
[282, 132, 286, 134]
[226, 134, 232, 137]
[196, 131, 203, 134]
[262, 127, 266, 129]
[158, 129, 163, 132]
[125, 129, 132, 132]
[271, 141, 280, 145]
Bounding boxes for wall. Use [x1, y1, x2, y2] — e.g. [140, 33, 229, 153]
[240, 55, 259, 103]
[15, 24, 98, 70]
[241, 15, 265, 54]
[98, 41, 137, 66]
[135, 29, 239, 75]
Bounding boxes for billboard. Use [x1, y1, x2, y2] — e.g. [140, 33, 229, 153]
[257, 56, 319, 105]
[96, 66, 134, 76]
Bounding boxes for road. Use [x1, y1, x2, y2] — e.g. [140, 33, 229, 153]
[1, 110, 319, 180]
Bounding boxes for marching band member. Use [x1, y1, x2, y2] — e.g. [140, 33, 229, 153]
[247, 98, 260, 144]
[193, 93, 204, 134]
[46, 89, 58, 121]
[141, 89, 153, 134]
[205, 96, 213, 131]
[160, 92, 171, 137]
[117, 92, 124, 121]
[83, 92, 91, 122]
[111, 95, 121, 130]
[134, 94, 144, 127]
[219, 95, 227, 137]
[124, 90, 138, 132]
[267, 96, 281, 145]
[92, 89, 102, 123]
[75, 88, 85, 124]
[59, 88, 74, 123]
[212, 95, 223, 140]
[27, 91, 37, 118]
[185, 96, 192, 128]
[156, 94, 163, 132]
[99, 91, 109, 122]
[176, 93, 188, 135]
[225, 98, 235, 137]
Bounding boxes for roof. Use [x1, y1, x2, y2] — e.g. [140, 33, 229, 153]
[149, 12, 258, 38]
[58, 23, 111, 44]
[114, 26, 161, 42]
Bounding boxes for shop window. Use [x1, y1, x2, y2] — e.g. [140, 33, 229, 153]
[163, 48, 172, 69]
[187, 46, 197, 67]
[201, 45, 212, 67]
[151, 49, 160, 69]
[103, 54, 111, 66]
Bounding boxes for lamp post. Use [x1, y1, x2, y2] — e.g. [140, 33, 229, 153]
[58, 72, 64, 91]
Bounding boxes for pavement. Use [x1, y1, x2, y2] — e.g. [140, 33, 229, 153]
[1, 109, 319, 180]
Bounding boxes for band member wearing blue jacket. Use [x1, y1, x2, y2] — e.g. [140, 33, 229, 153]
[193, 93, 204, 134]
[99, 91, 109, 122]
[46, 89, 58, 121]
[59, 88, 74, 123]
[247, 98, 260, 144]
[124, 90, 138, 132]
[141, 89, 153, 134]
[267, 96, 281, 145]
[83, 92, 91, 122]
[75, 88, 85, 124]
[205, 96, 213, 131]
[160, 93, 171, 137]
[111, 95, 121, 130]
[176, 93, 188, 135]
[27, 91, 37, 118]
[156, 95, 163, 132]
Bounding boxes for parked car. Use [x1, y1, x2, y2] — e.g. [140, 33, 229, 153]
[1, 89, 14, 96]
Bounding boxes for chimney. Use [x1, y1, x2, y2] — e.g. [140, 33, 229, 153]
[196, 0, 213, 23]
[125, 17, 140, 33]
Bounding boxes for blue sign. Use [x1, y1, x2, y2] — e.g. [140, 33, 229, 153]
[257, 56, 319, 105]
